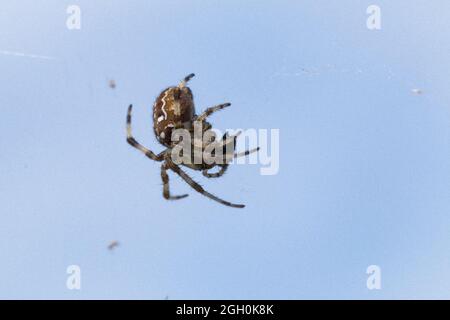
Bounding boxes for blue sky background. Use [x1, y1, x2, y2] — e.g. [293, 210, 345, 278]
[0, 1, 449, 299]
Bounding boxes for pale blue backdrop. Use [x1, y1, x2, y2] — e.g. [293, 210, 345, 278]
[0, 1, 449, 299]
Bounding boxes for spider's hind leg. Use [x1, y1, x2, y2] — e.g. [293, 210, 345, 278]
[161, 163, 189, 200]
[166, 159, 244, 208]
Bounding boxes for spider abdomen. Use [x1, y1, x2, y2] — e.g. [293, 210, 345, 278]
[153, 86, 195, 147]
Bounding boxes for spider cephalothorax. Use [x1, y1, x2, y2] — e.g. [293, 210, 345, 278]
[127, 73, 258, 208]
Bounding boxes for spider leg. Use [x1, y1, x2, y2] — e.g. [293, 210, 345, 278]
[220, 131, 259, 160]
[220, 131, 259, 159]
[166, 159, 244, 208]
[161, 163, 189, 200]
[220, 132, 240, 164]
[202, 164, 229, 178]
[126, 104, 165, 161]
[221, 131, 241, 145]
[197, 103, 231, 122]
[178, 73, 195, 88]
[234, 147, 260, 158]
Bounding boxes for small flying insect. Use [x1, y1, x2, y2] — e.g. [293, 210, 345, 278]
[107, 240, 120, 251]
[109, 79, 116, 89]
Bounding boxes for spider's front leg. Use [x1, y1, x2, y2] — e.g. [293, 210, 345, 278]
[126, 104, 165, 161]
[234, 147, 260, 158]
[197, 103, 231, 122]
[178, 73, 195, 88]
[219, 131, 259, 160]
[161, 163, 188, 200]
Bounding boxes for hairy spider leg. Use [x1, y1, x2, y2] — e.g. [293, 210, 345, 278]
[165, 157, 245, 208]
[221, 131, 260, 160]
[197, 103, 231, 122]
[178, 73, 195, 88]
[126, 104, 165, 161]
[202, 164, 229, 178]
[161, 163, 189, 200]
[234, 147, 260, 158]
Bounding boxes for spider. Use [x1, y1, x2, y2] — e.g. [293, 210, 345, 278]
[126, 73, 259, 208]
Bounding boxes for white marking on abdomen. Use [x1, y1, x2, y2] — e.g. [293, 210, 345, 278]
[161, 90, 170, 120]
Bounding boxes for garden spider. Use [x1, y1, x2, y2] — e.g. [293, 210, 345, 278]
[126, 73, 258, 208]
